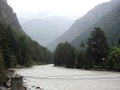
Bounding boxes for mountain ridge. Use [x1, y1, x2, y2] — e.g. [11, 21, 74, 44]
[47, 0, 120, 51]
[0, 0, 23, 32]
[71, 0, 120, 48]
[22, 17, 72, 46]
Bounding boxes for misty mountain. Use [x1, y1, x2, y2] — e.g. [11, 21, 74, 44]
[0, 0, 53, 65]
[47, 0, 120, 51]
[0, 0, 53, 85]
[0, 0, 23, 32]
[21, 17, 72, 46]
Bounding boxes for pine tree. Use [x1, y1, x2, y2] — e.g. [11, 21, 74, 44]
[76, 51, 84, 68]
[80, 41, 85, 48]
[80, 41, 85, 51]
[86, 27, 109, 68]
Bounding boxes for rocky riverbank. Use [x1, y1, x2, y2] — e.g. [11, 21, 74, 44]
[0, 69, 15, 90]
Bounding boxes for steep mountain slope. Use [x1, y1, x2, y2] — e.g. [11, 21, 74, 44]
[0, 0, 23, 32]
[0, 0, 52, 68]
[48, 0, 120, 51]
[0, 0, 53, 86]
[22, 17, 72, 46]
[71, 0, 120, 48]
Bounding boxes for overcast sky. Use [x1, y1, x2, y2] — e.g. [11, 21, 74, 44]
[8, 0, 111, 20]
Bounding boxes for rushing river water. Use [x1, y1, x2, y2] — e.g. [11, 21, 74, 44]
[16, 64, 120, 90]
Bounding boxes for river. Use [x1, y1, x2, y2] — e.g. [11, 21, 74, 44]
[16, 64, 120, 90]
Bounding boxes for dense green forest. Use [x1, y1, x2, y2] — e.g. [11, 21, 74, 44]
[0, 20, 53, 86]
[54, 27, 120, 71]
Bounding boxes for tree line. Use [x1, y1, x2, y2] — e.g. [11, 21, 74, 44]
[54, 27, 120, 71]
[0, 20, 53, 86]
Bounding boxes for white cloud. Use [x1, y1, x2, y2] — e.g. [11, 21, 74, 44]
[8, 0, 111, 20]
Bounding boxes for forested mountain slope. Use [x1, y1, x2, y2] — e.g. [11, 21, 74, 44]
[48, 0, 120, 51]
[71, 0, 120, 48]
[0, 0, 53, 86]
[0, 0, 23, 32]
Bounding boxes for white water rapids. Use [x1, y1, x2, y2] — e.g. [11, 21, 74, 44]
[16, 64, 120, 90]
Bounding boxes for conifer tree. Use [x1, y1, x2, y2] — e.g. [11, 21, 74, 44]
[86, 27, 109, 67]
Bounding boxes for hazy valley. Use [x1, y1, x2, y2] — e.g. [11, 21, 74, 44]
[0, 0, 120, 90]
[21, 17, 72, 46]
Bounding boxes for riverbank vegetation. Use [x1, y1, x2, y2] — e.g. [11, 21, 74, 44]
[54, 27, 120, 71]
[0, 20, 53, 86]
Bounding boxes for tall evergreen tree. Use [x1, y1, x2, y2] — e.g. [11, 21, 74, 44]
[86, 27, 109, 68]
[80, 41, 85, 51]
[76, 51, 84, 68]
[80, 41, 85, 48]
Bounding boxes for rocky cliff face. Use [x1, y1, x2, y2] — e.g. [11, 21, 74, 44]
[0, 0, 23, 32]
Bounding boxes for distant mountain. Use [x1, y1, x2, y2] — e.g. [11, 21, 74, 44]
[48, 0, 120, 51]
[0, 0, 23, 32]
[21, 17, 72, 46]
